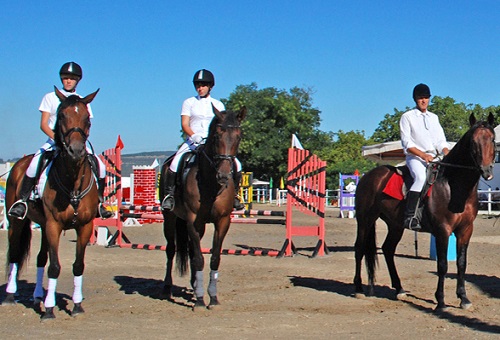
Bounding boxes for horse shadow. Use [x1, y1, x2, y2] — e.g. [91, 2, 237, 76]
[427, 271, 500, 299]
[290, 275, 500, 335]
[0, 281, 72, 317]
[113, 275, 193, 309]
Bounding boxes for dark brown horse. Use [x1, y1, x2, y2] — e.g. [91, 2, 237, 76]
[354, 113, 496, 311]
[4, 87, 100, 320]
[159, 106, 246, 310]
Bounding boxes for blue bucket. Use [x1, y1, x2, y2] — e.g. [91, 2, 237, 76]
[429, 233, 456, 261]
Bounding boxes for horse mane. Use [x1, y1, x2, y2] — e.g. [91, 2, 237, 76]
[442, 119, 494, 166]
[53, 95, 84, 148]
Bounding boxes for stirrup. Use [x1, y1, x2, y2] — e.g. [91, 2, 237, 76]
[404, 216, 421, 231]
[8, 200, 28, 220]
[161, 195, 175, 211]
[98, 204, 114, 219]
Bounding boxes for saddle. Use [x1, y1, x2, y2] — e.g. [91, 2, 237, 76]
[382, 164, 439, 201]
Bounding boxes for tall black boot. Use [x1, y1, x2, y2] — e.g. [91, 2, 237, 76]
[161, 169, 176, 211]
[97, 178, 114, 219]
[233, 171, 245, 211]
[8, 175, 36, 220]
[404, 191, 421, 230]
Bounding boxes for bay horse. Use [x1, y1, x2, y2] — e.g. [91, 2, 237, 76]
[4, 87, 100, 320]
[159, 105, 246, 310]
[354, 113, 496, 311]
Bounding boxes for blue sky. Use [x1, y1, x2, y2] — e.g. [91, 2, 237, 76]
[1, 1, 499, 160]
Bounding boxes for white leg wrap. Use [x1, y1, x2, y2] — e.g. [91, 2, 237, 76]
[72, 275, 83, 304]
[44, 278, 58, 308]
[6, 263, 18, 294]
[34, 267, 45, 299]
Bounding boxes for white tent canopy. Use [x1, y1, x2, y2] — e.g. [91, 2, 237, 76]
[362, 140, 457, 165]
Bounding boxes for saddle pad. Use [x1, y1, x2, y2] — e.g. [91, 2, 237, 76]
[382, 172, 405, 200]
[382, 172, 432, 201]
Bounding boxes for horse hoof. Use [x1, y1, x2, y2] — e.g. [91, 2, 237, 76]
[2, 293, 17, 305]
[41, 307, 56, 321]
[159, 286, 172, 301]
[354, 292, 365, 299]
[434, 305, 448, 313]
[72, 303, 85, 316]
[207, 296, 220, 310]
[460, 301, 473, 310]
[192, 297, 206, 311]
[396, 289, 407, 300]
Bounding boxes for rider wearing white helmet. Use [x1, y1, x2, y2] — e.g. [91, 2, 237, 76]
[8, 62, 113, 220]
[161, 69, 244, 211]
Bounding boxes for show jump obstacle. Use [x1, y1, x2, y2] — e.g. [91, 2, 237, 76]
[94, 138, 327, 258]
[279, 147, 327, 257]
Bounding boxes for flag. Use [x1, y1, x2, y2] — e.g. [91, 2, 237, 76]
[116, 135, 125, 149]
[151, 158, 159, 168]
[280, 177, 285, 189]
[291, 134, 304, 149]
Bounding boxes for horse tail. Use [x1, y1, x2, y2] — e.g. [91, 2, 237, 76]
[175, 218, 189, 276]
[6, 219, 32, 275]
[364, 221, 378, 283]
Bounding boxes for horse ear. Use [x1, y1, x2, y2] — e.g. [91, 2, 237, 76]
[469, 113, 477, 126]
[212, 103, 224, 120]
[54, 86, 67, 102]
[488, 112, 495, 126]
[238, 106, 247, 122]
[81, 89, 100, 104]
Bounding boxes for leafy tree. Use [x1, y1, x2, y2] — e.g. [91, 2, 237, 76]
[223, 83, 327, 184]
[371, 96, 500, 143]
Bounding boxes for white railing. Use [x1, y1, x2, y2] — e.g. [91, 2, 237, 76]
[478, 188, 500, 215]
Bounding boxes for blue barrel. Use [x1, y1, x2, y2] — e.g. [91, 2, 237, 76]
[429, 233, 457, 261]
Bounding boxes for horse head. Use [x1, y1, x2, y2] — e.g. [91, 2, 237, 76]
[469, 112, 496, 181]
[53, 87, 99, 164]
[206, 105, 246, 187]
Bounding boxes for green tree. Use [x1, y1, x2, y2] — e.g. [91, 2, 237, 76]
[223, 83, 327, 184]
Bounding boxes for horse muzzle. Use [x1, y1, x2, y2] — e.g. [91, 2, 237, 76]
[481, 164, 494, 181]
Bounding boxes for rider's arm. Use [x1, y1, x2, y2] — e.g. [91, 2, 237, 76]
[181, 115, 195, 138]
[40, 111, 55, 140]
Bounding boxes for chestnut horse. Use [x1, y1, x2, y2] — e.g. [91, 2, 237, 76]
[159, 106, 246, 310]
[354, 113, 495, 311]
[4, 88, 100, 320]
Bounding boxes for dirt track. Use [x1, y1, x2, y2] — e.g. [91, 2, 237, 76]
[0, 204, 499, 339]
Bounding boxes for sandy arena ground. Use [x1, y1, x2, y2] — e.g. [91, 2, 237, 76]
[0, 204, 499, 339]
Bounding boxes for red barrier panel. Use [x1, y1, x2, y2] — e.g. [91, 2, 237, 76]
[279, 148, 327, 257]
[92, 136, 124, 245]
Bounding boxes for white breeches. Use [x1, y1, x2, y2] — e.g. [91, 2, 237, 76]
[169, 142, 242, 173]
[407, 156, 428, 192]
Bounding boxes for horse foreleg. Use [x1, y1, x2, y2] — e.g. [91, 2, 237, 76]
[434, 235, 449, 311]
[188, 221, 206, 310]
[207, 218, 230, 309]
[161, 217, 176, 300]
[42, 228, 62, 320]
[4, 263, 19, 305]
[382, 226, 405, 299]
[34, 227, 49, 303]
[456, 239, 471, 309]
[70, 222, 92, 317]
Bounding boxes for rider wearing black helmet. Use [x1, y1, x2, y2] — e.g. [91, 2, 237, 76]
[8, 62, 113, 220]
[400, 83, 449, 230]
[161, 69, 245, 212]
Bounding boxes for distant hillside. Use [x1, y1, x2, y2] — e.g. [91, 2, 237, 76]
[121, 151, 175, 177]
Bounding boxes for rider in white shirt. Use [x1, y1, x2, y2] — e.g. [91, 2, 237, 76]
[400, 83, 449, 230]
[161, 69, 244, 211]
[8, 62, 113, 220]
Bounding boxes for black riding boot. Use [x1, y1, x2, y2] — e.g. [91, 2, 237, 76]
[8, 175, 36, 220]
[404, 191, 421, 230]
[97, 178, 114, 219]
[161, 169, 176, 211]
[233, 171, 245, 211]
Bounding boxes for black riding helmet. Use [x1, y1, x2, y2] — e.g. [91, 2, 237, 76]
[193, 69, 215, 87]
[60, 62, 83, 80]
[413, 83, 431, 99]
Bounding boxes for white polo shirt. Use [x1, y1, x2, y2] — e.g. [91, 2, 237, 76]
[39, 89, 94, 130]
[400, 108, 449, 157]
[180, 95, 225, 137]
